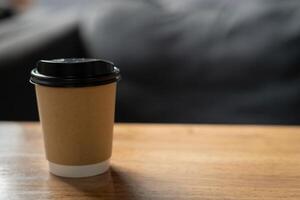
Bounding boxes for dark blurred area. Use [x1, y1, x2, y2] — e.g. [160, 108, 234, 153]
[0, 0, 299, 124]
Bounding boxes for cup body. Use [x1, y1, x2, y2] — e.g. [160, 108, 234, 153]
[35, 83, 116, 177]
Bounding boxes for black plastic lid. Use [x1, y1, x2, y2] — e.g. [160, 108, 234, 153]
[30, 58, 121, 87]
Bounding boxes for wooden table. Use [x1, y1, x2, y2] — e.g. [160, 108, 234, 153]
[0, 122, 299, 199]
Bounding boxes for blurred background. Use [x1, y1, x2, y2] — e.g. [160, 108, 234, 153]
[0, 0, 299, 124]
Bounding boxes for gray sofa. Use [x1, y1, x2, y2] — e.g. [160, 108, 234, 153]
[1, 0, 300, 124]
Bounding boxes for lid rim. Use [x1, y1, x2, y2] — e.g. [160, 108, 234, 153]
[30, 70, 121, 87]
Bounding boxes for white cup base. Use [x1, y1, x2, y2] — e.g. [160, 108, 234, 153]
[48, 159, 110, 178]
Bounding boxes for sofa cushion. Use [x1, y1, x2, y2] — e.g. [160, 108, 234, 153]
[81, 0, 300, 124]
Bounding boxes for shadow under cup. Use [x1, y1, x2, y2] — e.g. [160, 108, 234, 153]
[30, 58, 121, 178]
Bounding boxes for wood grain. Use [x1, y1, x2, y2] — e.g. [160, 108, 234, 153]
[0, 122, 299, 199]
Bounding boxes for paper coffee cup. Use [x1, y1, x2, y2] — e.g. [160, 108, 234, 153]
[30, 58, 121, 178]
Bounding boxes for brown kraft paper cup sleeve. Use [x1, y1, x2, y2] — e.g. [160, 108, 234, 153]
[35, 83, 116, 165]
